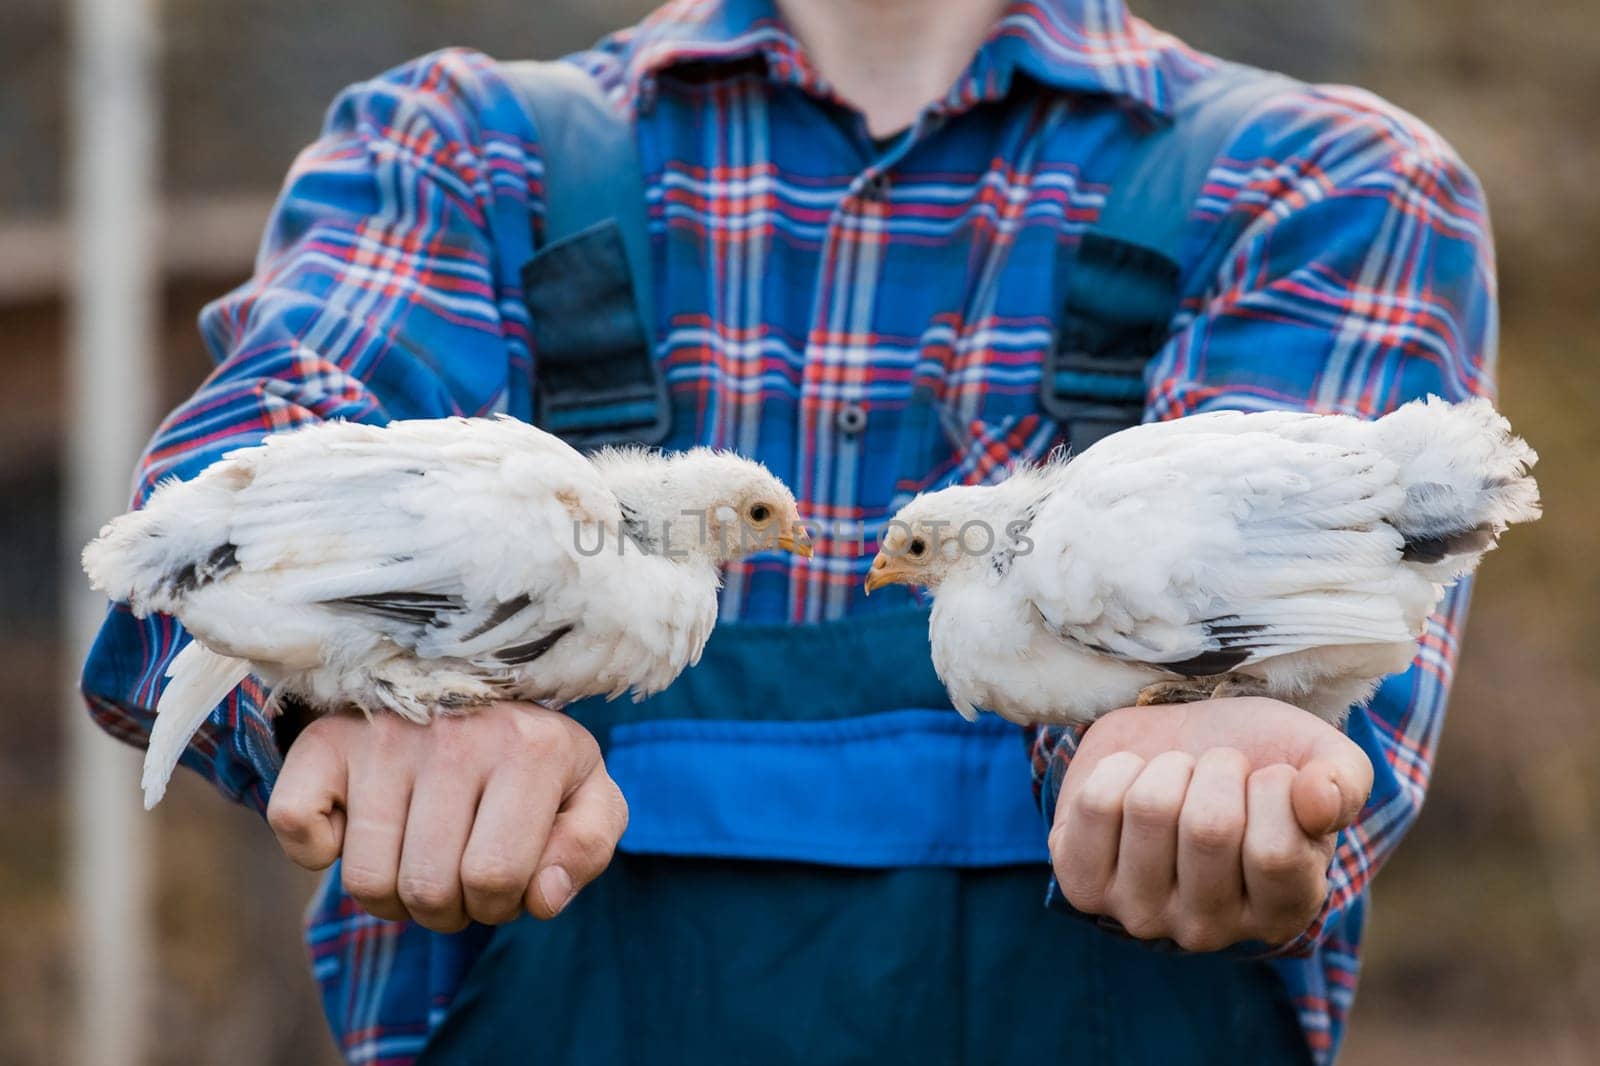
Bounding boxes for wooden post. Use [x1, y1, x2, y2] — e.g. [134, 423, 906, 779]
[64, 0, 159, 1062]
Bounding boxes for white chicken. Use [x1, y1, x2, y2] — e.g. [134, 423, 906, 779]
[866, 397, 1539, 726]
[83, 416, 810, 807]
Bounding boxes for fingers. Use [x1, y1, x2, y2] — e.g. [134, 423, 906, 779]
[1291, 746, 1374, 837]
[1108, 751, 1195, 936]
[525, 765, 629, 920]
[272, 703, 624, 930]
[1173, 747, 1249, 949]
[340, 756, 415, 923]
[1050, 752, 1146, 913]
[460, 763, 564, 925]
[1243, 765, 1328, 944]
[267, 728, 349, 870]
[459, 709, 624, 924]
[396, 753, 483, 933]
[1053, 703, 1346, 953]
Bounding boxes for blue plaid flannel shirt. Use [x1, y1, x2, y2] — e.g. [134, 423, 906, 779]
[81, 1, 1496, 1062]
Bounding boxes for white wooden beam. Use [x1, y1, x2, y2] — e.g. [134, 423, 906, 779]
[0, 194, 274, 304]
[65, 0, 159, 1063]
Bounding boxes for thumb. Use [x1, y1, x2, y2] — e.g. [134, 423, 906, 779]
[525, 767, 628, 920]
[1290, 733, 1374, 838]
[267, 728, 350, 870]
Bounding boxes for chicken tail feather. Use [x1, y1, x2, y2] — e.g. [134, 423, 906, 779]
[82, 464, 247, 616]
[142, 641, 250, 809]
[1378, 396, 1542, 582]
[82, 504, 167, 608]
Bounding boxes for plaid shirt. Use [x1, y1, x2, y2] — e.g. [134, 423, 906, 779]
[81, 1, 1495, 1062]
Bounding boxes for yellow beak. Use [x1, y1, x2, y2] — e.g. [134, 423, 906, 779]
[777, 523, 814, 558]
[864, 552, 912, 595]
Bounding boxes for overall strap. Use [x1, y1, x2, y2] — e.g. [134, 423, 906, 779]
[502, 60, 670, 448]
[1045, 63, 1301, 451]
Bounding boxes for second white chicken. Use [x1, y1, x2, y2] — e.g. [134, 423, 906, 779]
[866, 397, 1539, 726]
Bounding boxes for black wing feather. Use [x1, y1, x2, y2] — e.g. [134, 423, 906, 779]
[327, 591, 467, 627]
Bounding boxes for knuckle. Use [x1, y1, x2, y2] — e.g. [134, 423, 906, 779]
[1073, 785, 1124, 824]
[1171, 917, 1232, 954]
[1181, 813, 1242, 854]
[397, 871, 458, 914]
[1200, 746, 1251, 776]
[1247, 842, 1307, 882]
[1098, 751, 1147, 776]
[341, 864, 395, 906]
[1057, 872, 1106, 915]
[565, 825, 620, 872]
[1046, 823, 1070, 862]
[460, 858, 527, 902]
[510, 714, 573, 762]
[605, 780, 630, 835]
[568, 719, 602, 761]
[1150, 751, 1197, 775]
[1123, 790, 1181, 829]
[266, 800, 309, 844]
[1118, 909, 1168, 942]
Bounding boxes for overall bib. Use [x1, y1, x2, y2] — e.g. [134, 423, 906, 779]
[417, 60, 1313, 1066]
[420, 619, 1308, 1066]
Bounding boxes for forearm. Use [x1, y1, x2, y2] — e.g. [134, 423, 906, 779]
[1269, 579, 1471, 954]
[1032, 581, 1468, 954]
[1032, 82, 1493, 949]
[78, 48, 541, 812]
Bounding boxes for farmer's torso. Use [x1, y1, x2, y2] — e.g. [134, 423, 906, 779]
[625, 31, 1162, 626]
[499, 2, 1238, 869]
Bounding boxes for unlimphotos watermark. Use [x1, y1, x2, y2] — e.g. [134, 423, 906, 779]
[570, 511, 1033, 558]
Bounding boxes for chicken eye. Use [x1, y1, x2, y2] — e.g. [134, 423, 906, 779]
[909, 537, 927, 557]
[748, 503, 771, 523]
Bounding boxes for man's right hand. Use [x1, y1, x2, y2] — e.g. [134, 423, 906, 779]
[266, 702, 626, 933]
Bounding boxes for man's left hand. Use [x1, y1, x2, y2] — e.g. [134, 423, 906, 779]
[1048, 697, 1374, 953]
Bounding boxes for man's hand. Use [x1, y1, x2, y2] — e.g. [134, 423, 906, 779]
[1048, 697, 1373, 953]
[266, 702, 626, 933]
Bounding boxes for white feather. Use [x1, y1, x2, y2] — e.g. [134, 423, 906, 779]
[887, 396, 1540, 726]
[142, 642, 250, 809]
[85, 417, 806, 804]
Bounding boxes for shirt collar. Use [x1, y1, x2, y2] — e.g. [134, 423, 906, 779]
[622, 0, 1176, 119]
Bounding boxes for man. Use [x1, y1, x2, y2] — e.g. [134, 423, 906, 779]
[81, 1, 1493, 1063]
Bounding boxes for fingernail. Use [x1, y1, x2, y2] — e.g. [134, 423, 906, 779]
[1328, 777, 1349, 818]
[537, 865, 574, 916]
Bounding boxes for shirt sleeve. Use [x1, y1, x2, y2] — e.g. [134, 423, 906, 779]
[1030, 82, 1498, 954]
[78, 48, 547, 813]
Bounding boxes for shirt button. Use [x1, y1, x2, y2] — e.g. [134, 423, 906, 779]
[862, 173, 890, 201]
[837, 403, 868, 434]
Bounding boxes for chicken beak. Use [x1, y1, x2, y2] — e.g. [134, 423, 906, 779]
[777, 523, 814, 558]
[864, 552, 906, 595]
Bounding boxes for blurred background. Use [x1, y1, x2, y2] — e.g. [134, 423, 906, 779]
[2, 1, 1595, 1063]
